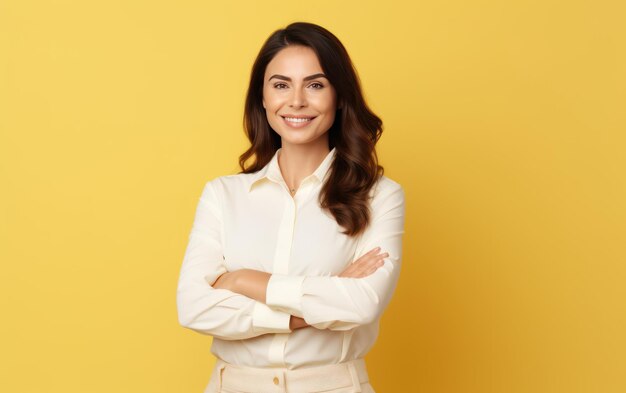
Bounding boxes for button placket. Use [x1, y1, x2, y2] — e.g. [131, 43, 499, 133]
[294, 178, 315, 206]
[268, 186, 297, 366]
[273, 190, 296, 275]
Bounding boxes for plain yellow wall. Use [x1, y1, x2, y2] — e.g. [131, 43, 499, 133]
[1, 1, 625, 392]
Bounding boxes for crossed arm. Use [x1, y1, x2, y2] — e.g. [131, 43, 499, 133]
[211, 246, 389, 330]
[176, 179, 405, 340]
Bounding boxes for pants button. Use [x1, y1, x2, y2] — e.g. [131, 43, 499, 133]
[273, 376, 279, 385]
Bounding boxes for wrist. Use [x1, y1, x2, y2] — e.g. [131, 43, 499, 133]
[289, 316, 308, 330]
[213, 270, 241, 292]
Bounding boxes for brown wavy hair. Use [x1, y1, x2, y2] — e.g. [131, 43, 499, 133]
[238, 22, 384, 237]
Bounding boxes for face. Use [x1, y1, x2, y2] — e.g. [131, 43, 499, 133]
[262, 45, 338, 148]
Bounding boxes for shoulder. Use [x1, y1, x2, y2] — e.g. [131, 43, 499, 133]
[198, 172, 258, 201]
[203, 172, 256, 191]
[372, 174, 404, 200]
[368, 174, 405, 215]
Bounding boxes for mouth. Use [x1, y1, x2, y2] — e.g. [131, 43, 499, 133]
[281, 115, 317, 128]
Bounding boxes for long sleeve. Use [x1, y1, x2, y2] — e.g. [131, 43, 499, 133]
[265, 181, 406, 331]
[176, 179, 293, 340]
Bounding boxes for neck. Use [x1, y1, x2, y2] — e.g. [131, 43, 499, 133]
[277, 138, 330, 191]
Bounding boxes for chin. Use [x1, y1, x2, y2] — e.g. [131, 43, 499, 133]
[279, 133, 324, 146]
[281, 137, 316, 146]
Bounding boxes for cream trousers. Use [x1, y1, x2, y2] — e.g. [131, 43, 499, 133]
[203, 358, 375, 393]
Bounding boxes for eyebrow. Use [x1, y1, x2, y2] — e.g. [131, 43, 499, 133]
[268, 73, 328, 82]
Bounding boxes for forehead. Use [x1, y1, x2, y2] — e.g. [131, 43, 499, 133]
[264, 46, 323, 77]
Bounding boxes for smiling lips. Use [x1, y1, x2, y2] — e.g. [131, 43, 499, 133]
[281, 114, 317, 128]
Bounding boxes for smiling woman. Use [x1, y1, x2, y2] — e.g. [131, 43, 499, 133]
[176, 21, 406, 393]
[262, 48, 338, 146]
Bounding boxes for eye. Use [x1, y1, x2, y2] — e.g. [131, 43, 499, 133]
[309, 82, 324, 89]
[273, 83, 288, 89]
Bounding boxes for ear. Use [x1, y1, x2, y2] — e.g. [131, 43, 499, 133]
[262, 98, 266, 109]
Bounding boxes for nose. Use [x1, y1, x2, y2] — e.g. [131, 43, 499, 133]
[289, 87, 307, 108]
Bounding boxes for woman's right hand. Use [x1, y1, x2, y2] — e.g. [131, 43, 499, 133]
[337, 247, 389, 278]
[291, 247, 387, 331]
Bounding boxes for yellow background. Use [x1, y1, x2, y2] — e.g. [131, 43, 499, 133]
[1, 1, 625, 392]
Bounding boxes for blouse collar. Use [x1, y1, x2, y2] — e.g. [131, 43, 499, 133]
[248, 147, 337, 192]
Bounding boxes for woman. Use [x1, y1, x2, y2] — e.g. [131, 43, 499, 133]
[177, 21, 406, 393]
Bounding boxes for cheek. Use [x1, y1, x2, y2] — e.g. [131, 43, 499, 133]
[319, 93, 337, 113]
[261, 87, 272, 108]
[262, 92, 281, 111]
[319, 88, 337, 107]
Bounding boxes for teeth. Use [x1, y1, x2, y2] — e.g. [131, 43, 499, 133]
[284, 117, 313, 123]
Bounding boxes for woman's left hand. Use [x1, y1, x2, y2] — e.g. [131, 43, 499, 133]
[338, 247, 388, 278]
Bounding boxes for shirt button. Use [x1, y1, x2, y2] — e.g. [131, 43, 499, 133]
[273, 376, 279, 385]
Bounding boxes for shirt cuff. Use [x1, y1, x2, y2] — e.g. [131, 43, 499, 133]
[252, 302, 292, 334]
[266, 274, 305, 317]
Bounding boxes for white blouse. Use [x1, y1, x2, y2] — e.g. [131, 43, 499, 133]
[176, 147, 406, 369]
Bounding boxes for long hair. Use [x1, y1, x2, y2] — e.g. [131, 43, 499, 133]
[238, 21, 384, 237]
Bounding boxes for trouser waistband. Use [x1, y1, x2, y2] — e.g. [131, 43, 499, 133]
[214, 358, 369, 393]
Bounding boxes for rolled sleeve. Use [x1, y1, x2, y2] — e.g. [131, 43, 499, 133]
[265, 274, 306, 317]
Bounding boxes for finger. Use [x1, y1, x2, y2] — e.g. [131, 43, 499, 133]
[364, 249, 387, 262]
[354, 247, 381, 262]
[364, 257, 386, 273]
[342, 250, 387, 277]
[368, 246, 381, 255]
[361, 252, 388, 267]
[354, 257, 375, 268]
[364, 261, 385, 277]
[356, 258, 382, 276]
[353, 255, 385, 275]
[355, 250, 383, 265]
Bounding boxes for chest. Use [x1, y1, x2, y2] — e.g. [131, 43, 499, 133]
[220, 183, 357, 276]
